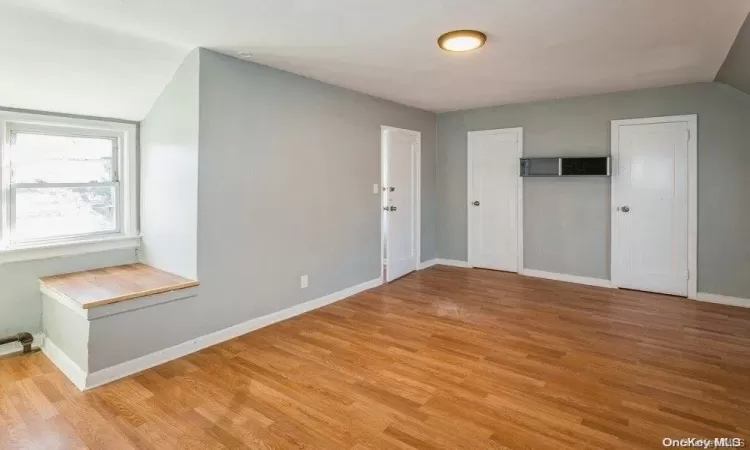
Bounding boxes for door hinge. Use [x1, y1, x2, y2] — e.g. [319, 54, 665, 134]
[686, 129, 690, 141]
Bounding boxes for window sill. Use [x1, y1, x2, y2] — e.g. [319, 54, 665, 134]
[0, 235, 141, 265]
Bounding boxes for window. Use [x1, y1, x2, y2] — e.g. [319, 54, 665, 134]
[0, 112, 138, 261]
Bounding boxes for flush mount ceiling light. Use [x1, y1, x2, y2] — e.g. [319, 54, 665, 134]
[438, 30, 487, 52]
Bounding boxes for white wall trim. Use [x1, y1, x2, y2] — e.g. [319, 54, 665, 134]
[435, 259, 471, 268]
[467, 127, 524, 273]
[520, 269, 615, 288]
[610, 114, 697, 298]
[80, 277, 382, 390]
[518, 170, 524, 274]
[0, 332, 44, 357]
[694, 292, 750, 308]
[686, 115, 698, 300]
[41, 336, 87, 391]
[0, 235, 140, 264]
[380, 125, 421, 281]
[0, 111, 136, 132]
[418, 258, 438, 270]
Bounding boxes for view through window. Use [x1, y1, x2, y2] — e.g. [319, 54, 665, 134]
[7, 129, 119, 243]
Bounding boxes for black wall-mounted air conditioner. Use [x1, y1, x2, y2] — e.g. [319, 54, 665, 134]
[520, 157, 610, 177]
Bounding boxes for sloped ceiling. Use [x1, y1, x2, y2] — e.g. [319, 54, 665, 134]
[0, 3, 188, 120]
[1, 0, 749, 120]
[715, 13, 750, 96]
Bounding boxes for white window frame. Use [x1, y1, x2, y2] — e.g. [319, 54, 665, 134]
[0, 111, 139, 263]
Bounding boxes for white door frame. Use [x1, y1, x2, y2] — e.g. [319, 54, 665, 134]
[380, 125, 421, 282]
[467, 127, 524, 272]
[610, 114, 697, 298]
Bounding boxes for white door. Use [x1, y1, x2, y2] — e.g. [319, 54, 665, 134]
[468, 128, 522, 272]
[383, 127, 420, 282]
[611, 116, 694, 296]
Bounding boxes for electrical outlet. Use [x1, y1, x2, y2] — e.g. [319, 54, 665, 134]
[373, 183, 379, 194]
[300, 275, 308, 289]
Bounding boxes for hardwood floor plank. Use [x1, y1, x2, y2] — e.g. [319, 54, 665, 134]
[2, 266, 750, 449]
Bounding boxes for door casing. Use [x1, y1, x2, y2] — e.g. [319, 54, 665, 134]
[610, 114, 697, 298]
[467, 127, 524, 273]
[380, 125, 421, 282]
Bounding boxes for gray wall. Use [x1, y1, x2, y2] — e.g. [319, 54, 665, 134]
[42, 294, 90, 371]
[82, 49, 437, 366]
[140, 49, 199, 279]
[437, 82, 750, 298]
[0, 249, 137, 336]
[716, 14, 750, 96]
[87, 291, 200, 372]
[197, 48, 436, 326]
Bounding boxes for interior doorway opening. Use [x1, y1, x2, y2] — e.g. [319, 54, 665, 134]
[380, 126, 421, 283]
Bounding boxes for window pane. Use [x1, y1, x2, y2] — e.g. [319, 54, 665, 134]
[10, 133, 114, 183]
[13, 186, 116, 242]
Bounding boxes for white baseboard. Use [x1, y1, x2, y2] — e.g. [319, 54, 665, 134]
[0, 332, 44, 358]
[83, 277, 383, 390]
[435, 259, 471, 268]
[520, 269, 615, 288]
[41, 336, 87, 390]
[694, 292, 750, 308]
[418, 258, 438, 270]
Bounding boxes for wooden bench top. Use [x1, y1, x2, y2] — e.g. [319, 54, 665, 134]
[40, 263, 199, 309]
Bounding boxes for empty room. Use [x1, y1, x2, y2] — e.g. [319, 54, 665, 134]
[1, 1, 749, 448]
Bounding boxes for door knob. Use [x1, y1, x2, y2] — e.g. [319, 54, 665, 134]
[472, 201, 480, 206]
[620, 206, 630, 213]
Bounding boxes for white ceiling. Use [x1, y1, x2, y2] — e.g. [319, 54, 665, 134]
[2, 0, 749, 120]
[0, 3, 187, 120]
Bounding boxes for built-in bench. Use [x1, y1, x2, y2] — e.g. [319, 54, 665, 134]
[41, 263, 199, 309]
[40, 264, 199, 390]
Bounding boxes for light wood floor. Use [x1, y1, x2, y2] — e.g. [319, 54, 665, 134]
[2, 266, 750, 449]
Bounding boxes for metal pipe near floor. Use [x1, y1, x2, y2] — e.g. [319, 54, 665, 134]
[0, 332, 34, 354]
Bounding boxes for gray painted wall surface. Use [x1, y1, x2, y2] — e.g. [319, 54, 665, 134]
[42, 294, 90, 371]
[81, 49, 437, 368]
[140, 49, 199, 279]
[0, 249, 137, 336]
[87, 291, 200, 372]
[437, 82, 750, 298]
[196, 48, 436, 330]
[716, 14, 750, 96]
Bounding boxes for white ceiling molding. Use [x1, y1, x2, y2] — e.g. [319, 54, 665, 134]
[0, 0, 748, 119]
